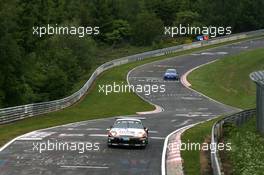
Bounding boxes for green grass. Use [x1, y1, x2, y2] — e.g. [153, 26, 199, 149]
[224, 118, 264, 174]
[71, 38, 196, 93]
[71, 44, 153, 93]
[72, 36, 263, 94]
[188, 47, 264, 109]
[182, 47, 264, 174]
[0, 59, 154, 146]
[181, 118, 219, 174]
[0, 36, 263, 148]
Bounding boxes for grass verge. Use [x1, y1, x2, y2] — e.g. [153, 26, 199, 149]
[223, 117, 264, 174]
[181, 118, 219, 175]
[0, 36, 263, 148]
[182, 47, 264, 174]
[188, 47, 264, 109]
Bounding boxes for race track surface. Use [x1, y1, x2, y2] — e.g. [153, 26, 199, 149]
[1, 38, 264, 175]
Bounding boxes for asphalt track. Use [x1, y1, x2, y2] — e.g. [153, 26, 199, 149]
[1, 38, 264, 175]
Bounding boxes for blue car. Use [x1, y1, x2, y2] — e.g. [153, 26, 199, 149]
[163, 69, 179, 80]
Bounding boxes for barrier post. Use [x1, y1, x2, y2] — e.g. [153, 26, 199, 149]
[250, 71, 264, 135]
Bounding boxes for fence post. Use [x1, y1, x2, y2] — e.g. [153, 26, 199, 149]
[250, 71, 264, 135]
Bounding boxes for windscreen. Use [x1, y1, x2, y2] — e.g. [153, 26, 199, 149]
[167, 69, 176, 73]
[113, 120, 144, 129]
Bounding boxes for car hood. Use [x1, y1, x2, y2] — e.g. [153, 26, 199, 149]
[110, 128, 145, 136]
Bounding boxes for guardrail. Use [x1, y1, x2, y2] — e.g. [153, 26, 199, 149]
[1, 29, 264, 124]
[211, 109, 256, 175]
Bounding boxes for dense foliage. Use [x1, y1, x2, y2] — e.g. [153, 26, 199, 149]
[0, 0, 263, 107]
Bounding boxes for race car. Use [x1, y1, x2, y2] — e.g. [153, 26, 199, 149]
[107, 118, 149, 148]
[163, 68, 179, 80]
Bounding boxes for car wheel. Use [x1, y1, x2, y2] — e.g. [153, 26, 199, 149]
[141, 144, 147, 149]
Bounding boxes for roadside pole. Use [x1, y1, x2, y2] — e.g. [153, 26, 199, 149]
[250, 71, 264, 135]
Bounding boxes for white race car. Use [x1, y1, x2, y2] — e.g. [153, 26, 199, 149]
[107, 118, 149, 148]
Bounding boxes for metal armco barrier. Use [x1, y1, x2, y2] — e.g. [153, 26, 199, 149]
[250, 71, 264, 134]
[211, 109, 256, 175]
[0, 30, 264, 124]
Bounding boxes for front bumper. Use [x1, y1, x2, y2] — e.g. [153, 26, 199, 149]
[108, 136, 148, 147]
[164, 75, 179, 80]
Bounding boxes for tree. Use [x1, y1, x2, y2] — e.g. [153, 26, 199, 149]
[0, 33, 30, 106]
[105, 20, 132, 46]
[89, 0, 113, 41]
[132, 12, 163, 45]
[174, 10, 202, 26]
[145, 0, 179, 26]
[0, 0, 33, 107]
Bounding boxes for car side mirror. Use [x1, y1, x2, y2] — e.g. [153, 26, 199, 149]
[144, 127, 149, 132]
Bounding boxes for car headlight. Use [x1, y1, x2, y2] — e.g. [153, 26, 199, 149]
[108, 130, 118, 137]
[137, 131, 147, 138]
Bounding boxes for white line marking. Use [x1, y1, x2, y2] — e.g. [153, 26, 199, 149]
[189, 114, 201, 117]
[16, 138, 43, 141]
[177, 120, 192, 127]
[0, 115, 128, 152]
[89, 134, 160, 138]
[153, 65, 171, 68]
[129, 76, 160, 79]
[66, 128, 100, 131]
[216, 52, 228, 55]
[59, 134, 84, 137]
[0, 35, 247, 152]
[161, 124, 195, 175]
[86, 128, 102, 131]
[201, 52, 215, 55]
[67, 123, 87, 127]
[200, 114, 210, 117]
[175, 108, 187, 112]
[175, 114, 189, 117]
[175, 113, 213, 118]
[127, 68, 164, 115]
[61, 165, 109, 169]
[16, 131, 56, 141]
[148, 130, 158, 133]
[150, 137, 165, 140]
[66, 128, 79, 131]
[0, 136, 24, 152]
[89, 134, 107, 137]
[180, 60, 241, 111]
[162, 116, 223, 175]
[181, 97, 202, 100]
